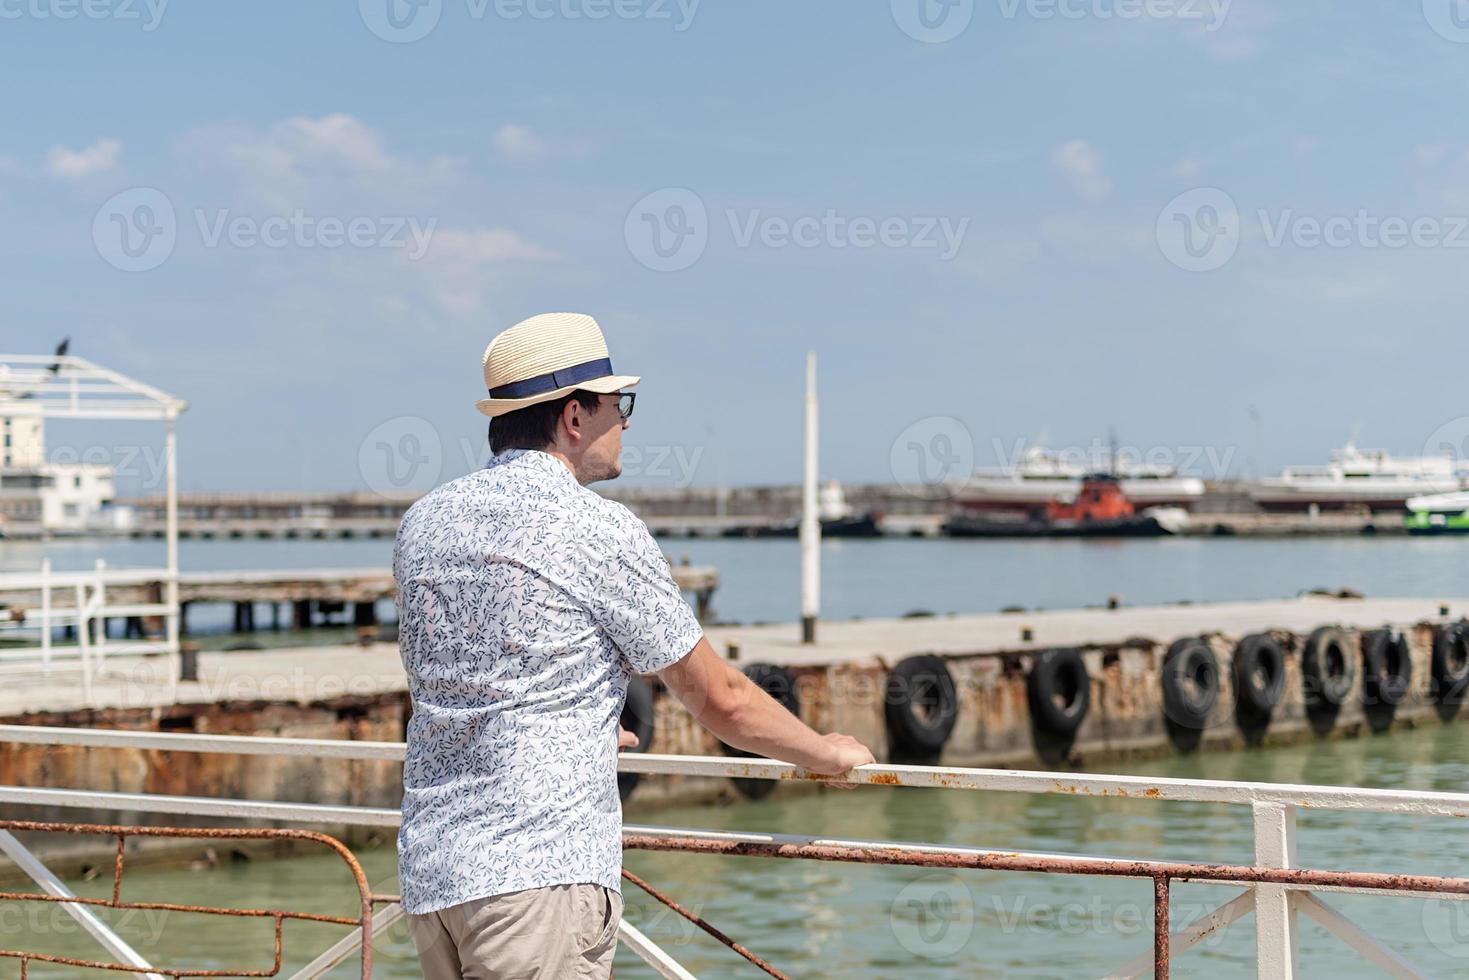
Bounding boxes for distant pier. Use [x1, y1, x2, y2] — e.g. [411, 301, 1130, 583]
[91, 485, 1418, 541]
[0, 564, 722, 637]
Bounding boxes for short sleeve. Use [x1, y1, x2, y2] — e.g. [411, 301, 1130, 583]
[584, 513, 703, 675]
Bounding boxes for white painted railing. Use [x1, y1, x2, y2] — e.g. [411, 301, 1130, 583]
[0, 725, 1465, 977]
[0, 561, 180, 703]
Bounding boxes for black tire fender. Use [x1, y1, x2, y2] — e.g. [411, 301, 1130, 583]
[1161, 637, 1220, 731]
[1233, 633, 1285, 720]
[1362, 629, 1412, 708]
[1301, 627, 1356, 711]
[1432, 622, 1469, 705]
[618, 675, 656, 802]
[884, 654, 959, 755]
[724, 664, 799, 800]
[1027, 648, 1091, 738]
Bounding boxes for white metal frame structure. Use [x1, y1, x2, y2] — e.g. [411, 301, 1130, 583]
[0, 355, 187, 695]
[0, 725, 1465, 977]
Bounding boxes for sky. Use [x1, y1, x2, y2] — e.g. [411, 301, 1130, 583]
[6, 0, 1469, 496]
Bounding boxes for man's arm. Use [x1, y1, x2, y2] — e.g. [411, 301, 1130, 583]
[658, 636, 875, 776]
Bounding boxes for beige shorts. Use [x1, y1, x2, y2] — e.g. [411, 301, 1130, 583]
[407, 883, 623, 980]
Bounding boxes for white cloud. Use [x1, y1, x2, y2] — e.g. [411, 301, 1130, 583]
[1416, 144, 1450, 166]
[1052, 140, 1111, 201]
[183, 114, 464, 208]
[425, 227, 560, 264]
[414, 227, 561, 315]
[46, 138, 121, 179]
[1039, 213, 1153, 264]
[493, 124, 547, 161]
[1168, 157, 1203, 180]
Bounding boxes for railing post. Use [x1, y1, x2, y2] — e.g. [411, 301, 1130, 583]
[1253, 802, 1299, 978]
[94, 559, 107, 670]
[39, 559, 52, 669]
[75, 581, 92, 705]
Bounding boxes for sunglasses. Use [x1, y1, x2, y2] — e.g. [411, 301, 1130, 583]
[613, 392, 636, 421]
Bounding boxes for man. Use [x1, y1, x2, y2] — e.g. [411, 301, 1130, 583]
[395, 312, 874, 978]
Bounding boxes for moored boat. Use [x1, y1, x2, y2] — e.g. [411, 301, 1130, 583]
[959, 446, 1206, 512]
[944, 473, 1187, 538]
[1404, 491, 1469, 535]
[1253, 443, 1469, 514]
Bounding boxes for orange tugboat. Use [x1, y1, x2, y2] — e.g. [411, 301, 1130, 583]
[944, 472, 1187, 538]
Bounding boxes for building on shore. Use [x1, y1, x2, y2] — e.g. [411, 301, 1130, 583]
[0, 409, 120, 537]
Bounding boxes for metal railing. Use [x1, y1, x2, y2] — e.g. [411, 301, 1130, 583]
[0, 820, 376, 979]
[0, 723, 1466, 977]
[0, 561, 181, 704]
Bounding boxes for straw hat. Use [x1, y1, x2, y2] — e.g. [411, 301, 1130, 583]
[475, 313, 640, 418]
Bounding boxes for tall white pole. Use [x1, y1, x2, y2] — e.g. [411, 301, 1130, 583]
[165, 416, 180, 663]
[800, 352, 820, 644]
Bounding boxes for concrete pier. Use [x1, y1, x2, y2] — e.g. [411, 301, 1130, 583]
[0, 565, 722, 633]
[2, 595, 1467, 817]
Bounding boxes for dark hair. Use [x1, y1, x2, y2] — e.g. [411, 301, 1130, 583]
[488, 390, 602, 454]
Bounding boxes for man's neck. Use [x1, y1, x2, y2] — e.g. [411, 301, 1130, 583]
[541, 448, 585, 485]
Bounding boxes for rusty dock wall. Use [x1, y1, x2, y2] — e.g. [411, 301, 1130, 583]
[0, 596, 1466, 843]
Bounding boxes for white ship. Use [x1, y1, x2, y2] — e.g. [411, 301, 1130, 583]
[1250, 443, 1469, 513]
[959, 447, 1207, 512]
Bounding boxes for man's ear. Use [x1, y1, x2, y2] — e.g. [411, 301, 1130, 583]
[560, 398, 582, 444]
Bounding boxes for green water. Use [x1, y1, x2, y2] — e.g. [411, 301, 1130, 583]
[11, 721, 1469, 978]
